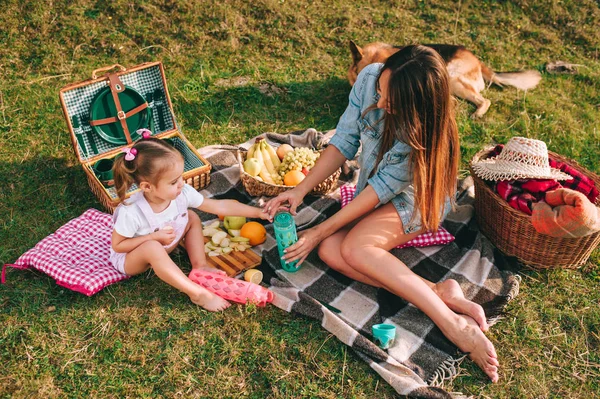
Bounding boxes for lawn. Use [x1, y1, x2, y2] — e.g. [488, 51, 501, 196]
[1, 1, 599, 398]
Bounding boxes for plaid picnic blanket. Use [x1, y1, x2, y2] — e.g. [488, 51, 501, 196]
[196, 129, 520, 399]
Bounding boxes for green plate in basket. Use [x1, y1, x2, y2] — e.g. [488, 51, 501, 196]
[89, 85, 152, 145]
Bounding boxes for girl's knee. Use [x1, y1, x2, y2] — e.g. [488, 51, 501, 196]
[188, 211, 201, 226]
[138, 239, 165, 254]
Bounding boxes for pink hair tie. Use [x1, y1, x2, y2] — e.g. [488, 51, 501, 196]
[122, 147, 138, 161]
[137, 128, 152, 139]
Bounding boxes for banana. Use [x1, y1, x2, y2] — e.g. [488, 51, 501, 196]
[260, 141, 277, 177]
[253, 144, 275, 184]
[263, 141, 281, 169]
[247, 142, 256, 159]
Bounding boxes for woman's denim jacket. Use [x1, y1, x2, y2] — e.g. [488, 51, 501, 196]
[328, 63, 424, 233]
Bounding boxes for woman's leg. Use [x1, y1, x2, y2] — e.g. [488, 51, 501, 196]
[319, 227, 417, 285]
[319, 224, 489, 331]
[123, 240, 230, 311]
[320, 203, 499, 382]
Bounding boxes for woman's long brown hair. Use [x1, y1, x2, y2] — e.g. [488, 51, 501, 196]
[376, 45, 459, 231]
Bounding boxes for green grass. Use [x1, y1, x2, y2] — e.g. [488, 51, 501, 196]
[1, 1, 599, 397]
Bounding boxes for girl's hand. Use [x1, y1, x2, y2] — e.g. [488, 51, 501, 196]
[152, 227, 176, 246]
[281, 226, 323, 266]
[264, 188, 306, 219]
[257, 208, 273, 222]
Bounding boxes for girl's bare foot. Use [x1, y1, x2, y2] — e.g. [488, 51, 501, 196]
[435, 279, 489, 331]
[189, 286, 230, 311]
[442, 314, 499, 383]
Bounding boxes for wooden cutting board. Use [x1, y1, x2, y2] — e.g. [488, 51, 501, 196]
[203, 236, 262, 276]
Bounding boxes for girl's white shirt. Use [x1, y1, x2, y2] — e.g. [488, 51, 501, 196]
[113, 184, 203, 238]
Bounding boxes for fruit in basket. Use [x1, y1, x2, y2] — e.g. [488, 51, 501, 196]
[284, 170, 306, 186]
[279, 147, 320, 177]
[251, 143, 275, 184]
[260, 140, 283, 185]
[223, 216, 247, 231]
[244, 138, 285, 185]
[276, 144, 294, 160]
[260, 141, 278, 179]
[243, 158, 262, 177]
[240, 221, 267, 246]
[301, 167, 310, 176]
[261, 139, 281, 170]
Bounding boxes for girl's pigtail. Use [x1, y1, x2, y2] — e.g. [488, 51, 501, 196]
[112, 154, 135, 204]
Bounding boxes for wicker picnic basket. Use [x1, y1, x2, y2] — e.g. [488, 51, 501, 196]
[470, 147, 600, 269]
[59, 62, 211, 213]
[237, 149, 341, 197]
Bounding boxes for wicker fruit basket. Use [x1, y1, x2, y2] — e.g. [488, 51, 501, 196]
[237, 149, 341, 197]
[470, 147, 600, 269]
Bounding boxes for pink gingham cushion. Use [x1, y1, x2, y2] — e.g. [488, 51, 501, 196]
[340, 185, 455, 248]
[2, 209, 128, 296]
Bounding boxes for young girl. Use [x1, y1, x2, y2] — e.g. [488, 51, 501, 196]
[110, 136, 270, 312]
[264, 46, 499, 382]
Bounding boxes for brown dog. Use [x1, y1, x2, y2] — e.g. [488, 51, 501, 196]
[348, 41, 542, 118]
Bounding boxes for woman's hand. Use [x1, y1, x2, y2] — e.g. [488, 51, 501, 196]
[264, 187, 306, 219]
[282, 226, 323, 266]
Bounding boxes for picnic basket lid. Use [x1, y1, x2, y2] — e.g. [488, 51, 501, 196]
[59, 62, 177, 163]
[59, 62, 213, 213]
[89, 85, 152, 145]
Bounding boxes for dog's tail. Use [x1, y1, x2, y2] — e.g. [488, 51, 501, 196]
[481, 63, 542, 91]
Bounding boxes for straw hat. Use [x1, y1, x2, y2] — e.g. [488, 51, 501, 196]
[471, 137, 572, 181]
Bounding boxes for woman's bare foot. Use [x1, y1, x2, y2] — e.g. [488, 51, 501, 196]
[435, 279, 489, 332]
[442, 314, 499, 382]
[189, 286, 231, 311]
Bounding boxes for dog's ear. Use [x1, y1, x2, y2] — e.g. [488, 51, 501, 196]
[349, 40, 363, 64]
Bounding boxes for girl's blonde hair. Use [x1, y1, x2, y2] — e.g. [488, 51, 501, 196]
[376, 45, 459, 231]
[112, 138, 183, 204]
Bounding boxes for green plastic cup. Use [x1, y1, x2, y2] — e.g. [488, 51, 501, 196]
[93, 158, 114, 188]
[372, 323, 396, 349]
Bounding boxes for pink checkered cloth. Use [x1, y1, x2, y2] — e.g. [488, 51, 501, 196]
[2, 209, 128, 296]
[339, 185, 455, 248]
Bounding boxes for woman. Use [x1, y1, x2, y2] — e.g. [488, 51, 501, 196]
[264, 45, 499, 382]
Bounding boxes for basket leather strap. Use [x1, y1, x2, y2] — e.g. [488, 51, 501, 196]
[106, 73, 133, 144]
[89, 103, 148, 126]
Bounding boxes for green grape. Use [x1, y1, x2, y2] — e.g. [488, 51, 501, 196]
[278, 147, 320, 176]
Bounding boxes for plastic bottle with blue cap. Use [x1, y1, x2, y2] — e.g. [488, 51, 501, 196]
[273, 211, 300, 272]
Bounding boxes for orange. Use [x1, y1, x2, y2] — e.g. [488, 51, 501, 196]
[283, 170, 306, 186]
[240, 221, 267, 246]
